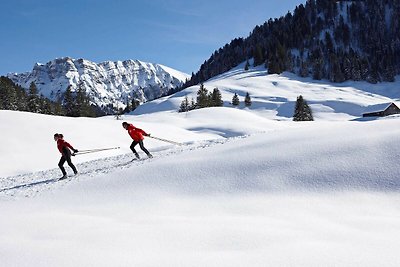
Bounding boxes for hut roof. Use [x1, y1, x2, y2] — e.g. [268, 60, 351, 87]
[363, 102, 394, 114]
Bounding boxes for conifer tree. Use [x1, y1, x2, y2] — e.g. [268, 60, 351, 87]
[245, 59, 250, 71]
[124, 98, 131, 113]
[253, 44, 264, 66]
[27, 82, 40, 113]
[53, 99, 64, 116]
[63, 86, 76, 116]
[210, 88, 223, 107]
[75, 86, 95, 117]
[232, 93, 240, 106]
[130, 99, 140, 112]
[0, 81, 18, 110]
[196, 83, 209, 108]
[16, 84, 28, 111]
[190, 98, 196, 110]
[179, 95, 190, 112]
[293, 95, 313, 121]
[40, 95, 53, 115]
[244, 92, 252, 107]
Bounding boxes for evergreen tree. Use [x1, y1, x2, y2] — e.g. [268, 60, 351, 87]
[53, 98, 64, 116]
[114, 102, 124, 120]
[244, 92, 252, 107]
[299, 60, 309, 77]
[253, 44, 264, 66]
[75, 87, 84, 116]
[190, 98, 196, 110]
[15, 84, 28, 111]
[210, 88, 223, 107]
[124, 98, 131, 113]
[75, 86, 95, 117]
[40, 95, 53, 115]
[244, 59, 250, 71]
[27, 82, 40, 113]
[179, 95, 190, 112]
[329, 54, 345, 82]
[63, 86, 76, 116]
[268, 58, 281, 74]
[232, 93, 240, 106]
[196, 83, 209, 108]
[0, 78, 19, 110]
[293, 95, 313, 121]
[131, 99, 140, 111]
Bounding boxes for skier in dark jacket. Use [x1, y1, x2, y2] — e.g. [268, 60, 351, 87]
[54, 133, 78, 179]
[122, 122, 153, 159]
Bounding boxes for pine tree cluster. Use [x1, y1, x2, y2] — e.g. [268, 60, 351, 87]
[179, 84, 223, 112]
[61, 86, 97, 117]
[0, 77, 63, 115]
[0, 77, 99, 117]
[183, 0, 400, 87]
[232, 92, 252, 107]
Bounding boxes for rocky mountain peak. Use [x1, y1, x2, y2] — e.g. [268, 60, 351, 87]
[8, 57, 189, 109]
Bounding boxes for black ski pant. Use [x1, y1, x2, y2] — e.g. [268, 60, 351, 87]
[58, 149, 77, 176]
[130, 140, 151, 158]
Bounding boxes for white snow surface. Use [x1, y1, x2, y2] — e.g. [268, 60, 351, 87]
[1, 65, 400, 266]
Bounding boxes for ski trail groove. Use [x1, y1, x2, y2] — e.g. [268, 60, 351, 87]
[0, 136, 247, 200]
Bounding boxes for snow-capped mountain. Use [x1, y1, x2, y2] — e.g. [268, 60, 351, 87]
[7, 57, 189, 107]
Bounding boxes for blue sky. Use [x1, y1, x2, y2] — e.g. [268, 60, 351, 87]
[0, 0, 305, 75]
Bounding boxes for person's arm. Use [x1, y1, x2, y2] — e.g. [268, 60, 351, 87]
[64, 141, 78, 153]
[138, 128, 149, 136]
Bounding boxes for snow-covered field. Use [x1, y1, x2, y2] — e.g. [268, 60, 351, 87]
[1, 67, 400, 266]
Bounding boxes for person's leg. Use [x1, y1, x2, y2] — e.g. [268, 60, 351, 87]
[138, 140, 152, 158]
[130, 141, 140, 159]
[65, 153, 78, 174]
[58, 156, 67, 176]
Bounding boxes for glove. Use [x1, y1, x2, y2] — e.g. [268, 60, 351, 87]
[73, 149, 79, 153]
[147, 133, 151, 137]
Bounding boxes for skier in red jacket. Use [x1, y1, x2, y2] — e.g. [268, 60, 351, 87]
[122, 122, 153, 160]
[54, 133, 78, 179]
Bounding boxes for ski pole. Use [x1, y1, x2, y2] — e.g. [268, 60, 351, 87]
[73, 147, 120, 156]
[77, 147, 120, 153]
[147, 136, 183, 146]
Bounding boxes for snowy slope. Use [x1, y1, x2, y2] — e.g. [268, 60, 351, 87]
[7, 57, 190, 107]
[1, 65, 400, 266]
[134, 64, 400, 121]
[1, 111, 400, 266]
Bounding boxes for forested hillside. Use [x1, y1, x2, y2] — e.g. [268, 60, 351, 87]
[185, 0, 400, 86]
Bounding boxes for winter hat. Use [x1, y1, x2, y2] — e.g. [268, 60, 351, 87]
[122, 122, 128, 127]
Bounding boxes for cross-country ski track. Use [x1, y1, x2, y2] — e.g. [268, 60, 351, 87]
[0, 137, 234, 199]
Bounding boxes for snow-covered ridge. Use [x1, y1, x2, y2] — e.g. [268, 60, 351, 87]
[134, 63, 400, 121]
[7, 57, 190, 107]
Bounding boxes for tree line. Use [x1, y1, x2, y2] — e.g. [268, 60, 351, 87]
[179, 84, 253, 112]
[0, 76, 99, 117]
[179, 84, 224, 112]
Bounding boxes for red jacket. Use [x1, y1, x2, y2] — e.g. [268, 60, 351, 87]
[127, 124, 148, 141]
[57, 139, 74, 154]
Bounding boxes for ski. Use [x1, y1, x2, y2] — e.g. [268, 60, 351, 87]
[58, 173, 79, 181]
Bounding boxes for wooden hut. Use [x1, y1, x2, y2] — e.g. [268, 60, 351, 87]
[362, 102, 400, 117]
